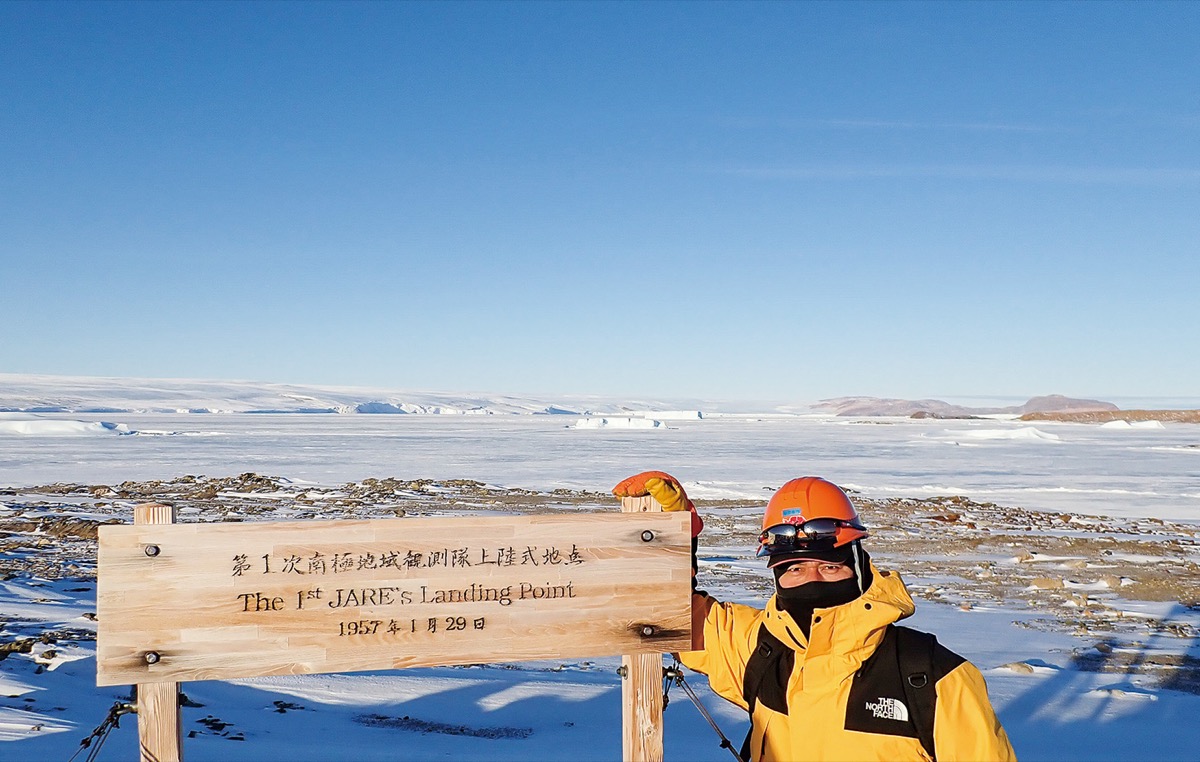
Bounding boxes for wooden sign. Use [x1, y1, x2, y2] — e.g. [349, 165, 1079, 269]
[97, 512, 691, 686]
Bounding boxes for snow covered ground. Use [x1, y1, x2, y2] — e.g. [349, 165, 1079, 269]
[3, 408, 1200, 760]
[3, 410, 1197, 520]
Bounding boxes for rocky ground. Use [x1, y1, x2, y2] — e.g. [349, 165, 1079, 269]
[1020, 410, 1200, 424]
[3, 473, 1200, 692]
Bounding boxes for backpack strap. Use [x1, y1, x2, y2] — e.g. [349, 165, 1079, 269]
[893, 626, 937, 760]
[740, 623, 793, 761]
[893, 625, 967, 761]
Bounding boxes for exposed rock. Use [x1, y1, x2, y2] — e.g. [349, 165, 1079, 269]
[1021, 409, 1200, 424]
[814, 394, 1121, 418]
[0, 639, 34, 661]
[1032, 577, 1066, 589]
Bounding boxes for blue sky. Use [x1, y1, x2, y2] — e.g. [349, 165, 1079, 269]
[2, 1, 1197, 403]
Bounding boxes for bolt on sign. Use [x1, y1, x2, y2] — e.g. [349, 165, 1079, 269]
[96, 513, 692, 686]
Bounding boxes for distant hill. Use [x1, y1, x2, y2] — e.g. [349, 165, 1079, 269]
[813, 394, 1118, 417]
[1018, 394, 1119, 413]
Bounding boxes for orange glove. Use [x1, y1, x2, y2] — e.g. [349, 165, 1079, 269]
[612, 470, 703, 537]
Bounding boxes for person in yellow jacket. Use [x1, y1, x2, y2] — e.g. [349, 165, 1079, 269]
[613, 472, 1016, 762]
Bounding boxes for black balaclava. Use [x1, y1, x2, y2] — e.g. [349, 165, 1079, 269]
[772, 543, 873, 637]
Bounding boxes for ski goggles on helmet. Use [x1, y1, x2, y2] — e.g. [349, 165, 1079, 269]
[756, 518, 866, 557]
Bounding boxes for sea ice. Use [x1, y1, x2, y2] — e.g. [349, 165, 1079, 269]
[572, 417, 663, 429]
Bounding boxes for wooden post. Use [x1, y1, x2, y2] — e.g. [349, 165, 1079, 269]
[620, 495, 665, 762]
[134, 503, 183, 762]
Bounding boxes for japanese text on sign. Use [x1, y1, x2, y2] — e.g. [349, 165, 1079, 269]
[232, 544, 585, 577]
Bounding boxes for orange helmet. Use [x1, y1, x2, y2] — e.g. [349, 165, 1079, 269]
[757, 477, 867, 560]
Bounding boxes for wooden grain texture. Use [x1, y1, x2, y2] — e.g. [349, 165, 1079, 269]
[622, 651, 666, 762]
[133, 503, 183, 762]
[620, 494, 666, 762]
[97, 512, 691, 686]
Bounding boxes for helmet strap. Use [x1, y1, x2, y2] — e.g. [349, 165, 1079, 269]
[850, 541, 864, 595]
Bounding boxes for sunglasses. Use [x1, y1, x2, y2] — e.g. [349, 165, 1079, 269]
[756, 518, 865, 557]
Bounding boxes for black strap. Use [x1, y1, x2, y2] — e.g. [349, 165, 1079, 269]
[893, 625, 938, 761]
[740, 624, 791, 761]
[739, 629, 771, 762]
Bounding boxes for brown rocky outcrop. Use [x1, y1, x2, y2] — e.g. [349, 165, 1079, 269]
[1021, 410, 1200, 424]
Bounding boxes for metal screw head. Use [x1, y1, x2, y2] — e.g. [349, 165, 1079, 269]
[641, 625, 656, 637]
[143, 651, 161, 665]
[144, 545, 161, 557]
[640, 530, 654, 542]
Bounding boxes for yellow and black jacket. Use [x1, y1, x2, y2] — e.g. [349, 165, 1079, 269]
[679, 565, 1016, 761]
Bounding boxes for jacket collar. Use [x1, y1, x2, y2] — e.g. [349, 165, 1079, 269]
[762, 563, 916, 665]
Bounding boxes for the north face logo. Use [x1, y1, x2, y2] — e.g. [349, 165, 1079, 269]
[865, 697, 909, 722]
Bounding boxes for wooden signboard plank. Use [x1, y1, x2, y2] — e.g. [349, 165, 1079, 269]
[97, 512, 691, 686]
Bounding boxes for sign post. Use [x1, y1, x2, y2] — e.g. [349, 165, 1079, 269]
[132, 503, 183, 762]
[620, 494, 667, 762]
